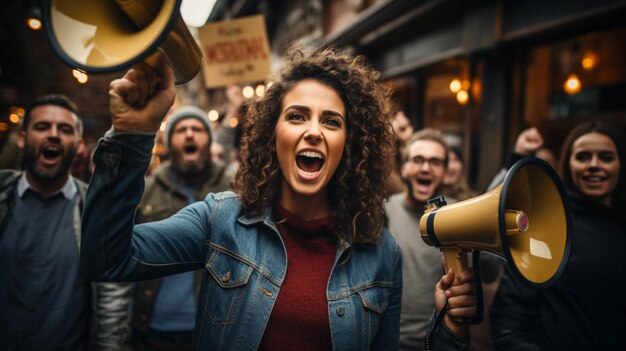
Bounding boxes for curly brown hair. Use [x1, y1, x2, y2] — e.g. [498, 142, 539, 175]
[233, 45, 395, 245]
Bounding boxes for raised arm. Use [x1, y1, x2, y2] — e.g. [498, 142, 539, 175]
[80, 56, 207, 282]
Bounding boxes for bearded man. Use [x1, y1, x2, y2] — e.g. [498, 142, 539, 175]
[0, 94, 129, 350]
[131, 105, 233, 351]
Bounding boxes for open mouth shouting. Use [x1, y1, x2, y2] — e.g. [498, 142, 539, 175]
[182, 143, 199, 161]
[409, 175, 440, 202]
[40, 144, 63, 166]
[296, 150, 325, 180]
[414, 177, 434, 192]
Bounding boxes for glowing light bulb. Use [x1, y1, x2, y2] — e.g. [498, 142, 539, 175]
[208, 110, 219, 122]
[27, 18, 42, 30]
[72, 69, 88, 84]
[449, 79, 461, 93]
[228, 117, 238, 128]
[255, 84, 265, 97]
[242, 86, 254, 99]
[563, 74, 581, 95]
[581, 52, 597, 71]
[456, 90, 469, 105]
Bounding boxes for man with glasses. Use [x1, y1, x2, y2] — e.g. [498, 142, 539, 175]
[384, 128, 451, 351]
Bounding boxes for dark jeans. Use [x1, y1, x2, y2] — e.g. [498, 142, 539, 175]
[133, 329, 194, 351]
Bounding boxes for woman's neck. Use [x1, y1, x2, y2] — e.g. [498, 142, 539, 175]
[279, 184, 330, 221]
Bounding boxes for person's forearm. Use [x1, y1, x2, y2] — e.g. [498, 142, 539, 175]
[80, 131, 154, 281]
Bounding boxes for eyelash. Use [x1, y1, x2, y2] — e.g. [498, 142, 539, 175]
[574, 152, 616, 162]
[323, 118, 342, 128]
[285, 113, 342, 128]
[286, 113, 305, 121]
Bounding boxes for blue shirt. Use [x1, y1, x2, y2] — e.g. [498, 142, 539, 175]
[0, 175, 88, 350]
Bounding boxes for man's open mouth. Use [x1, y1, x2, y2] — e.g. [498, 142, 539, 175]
[184, 144, 198, 154]
[417, 178, 433, 186]
[42, 145, 62, 161]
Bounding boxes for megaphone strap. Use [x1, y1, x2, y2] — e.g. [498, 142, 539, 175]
[425, 210, 443, 247]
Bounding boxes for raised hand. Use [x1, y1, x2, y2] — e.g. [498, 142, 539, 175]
[514, 127, 544, 156]
[109, 54, 176, 133]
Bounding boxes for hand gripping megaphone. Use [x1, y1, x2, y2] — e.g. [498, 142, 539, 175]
[42, 0, 203, 84]
[420, 157, 571, 290]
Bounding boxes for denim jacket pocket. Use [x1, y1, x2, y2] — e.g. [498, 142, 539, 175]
[357, 284, 390, 315]
[203, 249, 253, 324]
[354, 284, 391, 343]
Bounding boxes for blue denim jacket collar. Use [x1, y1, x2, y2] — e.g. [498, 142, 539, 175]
[238, 207, 354, 269]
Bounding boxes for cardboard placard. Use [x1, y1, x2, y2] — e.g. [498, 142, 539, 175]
[198, 15, 271, 89]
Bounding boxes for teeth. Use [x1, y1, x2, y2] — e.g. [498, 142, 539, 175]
[584, 176, 604, 181]
[298, 150, 323, 159]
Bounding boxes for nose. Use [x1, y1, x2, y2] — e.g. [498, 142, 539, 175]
[418, 161, 432, 172]
[185, 128, 194, 138]
[304, 121, 323, 143]
[588, 155, 600, 170]
[48, 124, 59, 139]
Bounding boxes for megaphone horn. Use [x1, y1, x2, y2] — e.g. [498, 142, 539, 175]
[420, 157, 571, 288]
[42, 0, 203, 84]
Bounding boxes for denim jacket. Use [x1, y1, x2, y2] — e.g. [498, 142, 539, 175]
[81, 132, 402, 350]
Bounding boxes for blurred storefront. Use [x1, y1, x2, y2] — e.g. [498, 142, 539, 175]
[212, 0, 626, 190]
[2, 0, 625, 188]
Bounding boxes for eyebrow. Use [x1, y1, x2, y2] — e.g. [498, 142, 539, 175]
[284, 105, 345, 119]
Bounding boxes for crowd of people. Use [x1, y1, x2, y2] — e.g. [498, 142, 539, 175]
[0, 44, 624, 351]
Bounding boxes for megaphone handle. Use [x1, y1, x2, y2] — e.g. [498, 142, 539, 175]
[441, 247, 470, 276]
[441, 247, 470, 324]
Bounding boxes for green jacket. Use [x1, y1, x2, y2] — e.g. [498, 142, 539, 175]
[132, 160, 234, 332]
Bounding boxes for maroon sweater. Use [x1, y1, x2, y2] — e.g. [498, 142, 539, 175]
[258, 206, 336, 351]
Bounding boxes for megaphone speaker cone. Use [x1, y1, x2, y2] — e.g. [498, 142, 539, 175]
[43, 0, 202, 84]
[500, 158, 571, 287]
[419, 157, 571, 288]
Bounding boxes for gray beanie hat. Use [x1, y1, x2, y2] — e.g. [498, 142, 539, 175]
[164, 105, 212, 149]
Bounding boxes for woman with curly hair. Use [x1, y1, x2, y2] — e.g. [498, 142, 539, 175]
[81, 46, 476, 350]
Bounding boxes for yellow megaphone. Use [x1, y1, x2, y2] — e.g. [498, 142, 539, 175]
[42, 0, 203, 84]
[420, 157, 571, 288]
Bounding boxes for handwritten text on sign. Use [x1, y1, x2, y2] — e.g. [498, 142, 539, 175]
[198, 15, 271, 89]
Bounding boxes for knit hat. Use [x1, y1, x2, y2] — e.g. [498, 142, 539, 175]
[164, 105, 212, 150]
